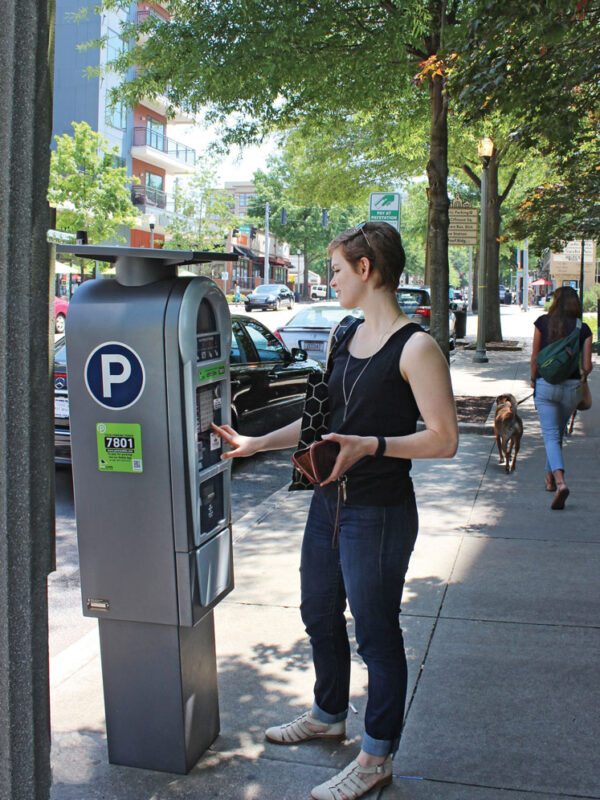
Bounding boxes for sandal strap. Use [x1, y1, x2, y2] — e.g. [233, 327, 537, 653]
[278, 712, 329, 743]
[315, 757, 390, 800]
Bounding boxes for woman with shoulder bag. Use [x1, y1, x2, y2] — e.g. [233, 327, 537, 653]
[212, 222, 458, 799]
[530, 286, 593, 510]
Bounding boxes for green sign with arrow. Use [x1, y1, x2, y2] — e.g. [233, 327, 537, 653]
[369, 193, 401, 231]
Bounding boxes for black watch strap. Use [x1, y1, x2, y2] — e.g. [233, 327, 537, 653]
[375, 436, 386, 458]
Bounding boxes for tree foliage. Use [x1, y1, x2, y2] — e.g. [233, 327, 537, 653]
[166, 165, 241, 250]
[48, 121, 139, 243]
[101, 0, 469, 356]
[450, 0, 600, 246]
[248, 149, 364, 297]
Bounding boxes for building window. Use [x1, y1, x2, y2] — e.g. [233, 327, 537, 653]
[146, 172, 164, 190]
[147, 116, 166, 150]
[112, 154, 126, 169]
[106, 28, 125, 62]
[105, 100, 127, 131]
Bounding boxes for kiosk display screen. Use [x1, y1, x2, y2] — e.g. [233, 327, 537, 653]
[196, 384, 222, 470]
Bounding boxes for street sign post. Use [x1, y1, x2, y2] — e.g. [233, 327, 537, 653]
[448, 200, 479, 247]
[369, 192, 401, 231]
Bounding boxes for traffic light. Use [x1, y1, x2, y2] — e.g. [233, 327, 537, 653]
[232, 228, 239, 236]
[250, 226, 257, 239]
[281, 207, 287, 225]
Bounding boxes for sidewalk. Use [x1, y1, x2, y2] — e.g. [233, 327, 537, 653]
[49, 338, 600, 800]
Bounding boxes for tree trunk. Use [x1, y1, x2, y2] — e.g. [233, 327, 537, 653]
[485, 154, 502, 342]
[0, 1, 55, 798]
[426, 72, 450, 359]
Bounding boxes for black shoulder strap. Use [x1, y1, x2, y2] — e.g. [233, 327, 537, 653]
[326, 315, 361, 374]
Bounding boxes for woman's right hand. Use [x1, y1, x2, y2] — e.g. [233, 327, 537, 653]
[211, 423, 260, 460]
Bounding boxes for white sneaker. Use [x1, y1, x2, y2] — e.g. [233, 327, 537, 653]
[265, 711, 346, 745]
[311, 756, 393, 800]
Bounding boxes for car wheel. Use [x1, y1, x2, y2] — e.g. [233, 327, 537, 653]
[55, 313, 66, 334]
[244, 305, 251, 312]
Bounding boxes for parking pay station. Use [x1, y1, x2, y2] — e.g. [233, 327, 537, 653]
[58, 244, 237, 773]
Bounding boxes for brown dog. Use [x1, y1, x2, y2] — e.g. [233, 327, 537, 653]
[494, 394, 523, 473]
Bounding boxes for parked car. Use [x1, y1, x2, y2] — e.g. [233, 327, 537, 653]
[54, 296, 69, 334]
[244, 283, 295, 311]
[310, 284, 327, 300]
[53, 315, 320, 464]
[274, 303, 363, 363]
[396, 286, 456, 348]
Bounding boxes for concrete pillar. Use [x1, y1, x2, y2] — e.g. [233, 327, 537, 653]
[0, 2, 56, 799]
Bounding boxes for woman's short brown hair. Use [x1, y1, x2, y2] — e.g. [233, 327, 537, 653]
[327, 222, 405, 291]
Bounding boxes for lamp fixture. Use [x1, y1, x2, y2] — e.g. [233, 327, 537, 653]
[478, 136, 494, 160]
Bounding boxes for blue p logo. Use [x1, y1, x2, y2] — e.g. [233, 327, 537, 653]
[85, 342, 145, 410]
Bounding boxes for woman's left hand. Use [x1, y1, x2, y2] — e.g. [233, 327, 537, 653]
[319, 432, 375, 485]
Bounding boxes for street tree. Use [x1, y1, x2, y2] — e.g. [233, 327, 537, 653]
[166, 165, 241, 251]
[48, 121, 139, 243]
[102, 0, 471, 358]
[450, 0, 600, 248]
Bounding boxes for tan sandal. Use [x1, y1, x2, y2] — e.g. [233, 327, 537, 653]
[311, 756, 393, 800]
[551, 483, 569, 510]
[265, 711, 345, 745]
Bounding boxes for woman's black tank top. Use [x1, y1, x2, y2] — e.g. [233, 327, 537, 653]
[323, 319, 422, 506]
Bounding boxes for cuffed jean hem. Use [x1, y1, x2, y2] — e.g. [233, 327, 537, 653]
[312, 700, 347, 725]
[362, 730, 399, 757]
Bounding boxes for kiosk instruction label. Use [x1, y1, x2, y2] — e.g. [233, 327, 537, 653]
[96, 422, 143, 473]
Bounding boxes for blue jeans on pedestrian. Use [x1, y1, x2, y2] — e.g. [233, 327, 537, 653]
[300, 486, 418, 757]
[534, 377, 580, 472]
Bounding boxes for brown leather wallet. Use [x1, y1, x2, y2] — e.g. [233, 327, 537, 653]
[291, 440, 340, 484]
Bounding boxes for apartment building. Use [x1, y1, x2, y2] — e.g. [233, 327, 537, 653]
[53, 1, 196, 247]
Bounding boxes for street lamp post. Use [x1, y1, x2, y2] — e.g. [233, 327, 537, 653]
[473, 136, 494, 364]
[148, 214, 156, 249]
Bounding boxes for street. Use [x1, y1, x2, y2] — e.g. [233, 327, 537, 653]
[49, 302, 544, 660]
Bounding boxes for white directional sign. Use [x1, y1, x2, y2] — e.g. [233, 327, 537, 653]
[448, 200, 479, 246]
[369, 192, 401, 231]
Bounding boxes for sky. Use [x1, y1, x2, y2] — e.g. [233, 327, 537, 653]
[178, 123, 278, 185]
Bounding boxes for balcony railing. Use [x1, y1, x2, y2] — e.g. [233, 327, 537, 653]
[131, 184, 167, 209]
[137, 8, 168, 23]
[132, 127, 196, 167]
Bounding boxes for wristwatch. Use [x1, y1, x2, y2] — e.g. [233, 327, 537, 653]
[375, 436, 386, 458]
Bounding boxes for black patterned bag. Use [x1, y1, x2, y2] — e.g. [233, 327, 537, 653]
[289, 315, 360, 490]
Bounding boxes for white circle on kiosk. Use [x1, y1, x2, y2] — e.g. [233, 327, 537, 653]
[84, 342, 146, 410]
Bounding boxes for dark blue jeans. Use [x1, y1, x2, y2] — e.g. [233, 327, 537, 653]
[300, 487, 418, 756]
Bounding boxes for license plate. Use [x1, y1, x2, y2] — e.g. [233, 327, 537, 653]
[55, 396, 69, 418]
[301, 340, 324, 352]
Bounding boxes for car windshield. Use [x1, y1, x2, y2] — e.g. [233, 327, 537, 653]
[254, 285, 279, 294]
[396, 289, 430, 310]
[286, 306, 362, 328]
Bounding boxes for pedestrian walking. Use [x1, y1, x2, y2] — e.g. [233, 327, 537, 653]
[233, 281, 242, 307]
[530, 286, 593, 509]
[213, 222, 458, 799]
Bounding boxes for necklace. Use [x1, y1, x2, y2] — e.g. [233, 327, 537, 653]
[342, 312, 402, 421]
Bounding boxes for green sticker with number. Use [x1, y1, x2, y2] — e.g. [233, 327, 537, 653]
[198, 362, 226, 384]
[96, 423, 143, 473]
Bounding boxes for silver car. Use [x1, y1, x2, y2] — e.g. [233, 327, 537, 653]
[274, 303, 363, 363]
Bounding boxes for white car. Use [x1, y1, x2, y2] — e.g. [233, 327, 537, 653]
[274, 303, 363, 363]
[310, 284, 327, 299]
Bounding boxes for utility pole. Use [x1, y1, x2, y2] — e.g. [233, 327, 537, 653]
[523, 239, 529, 312]
[264, 202, 270, 284]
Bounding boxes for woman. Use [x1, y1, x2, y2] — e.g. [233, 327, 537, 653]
[530, 286, 593, 510]
[213, 222, 458, 799]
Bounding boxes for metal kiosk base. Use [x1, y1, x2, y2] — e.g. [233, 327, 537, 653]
[99, 612, 219, 774]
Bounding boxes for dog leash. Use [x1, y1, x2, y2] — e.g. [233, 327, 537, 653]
[517, 392, 534, 405]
